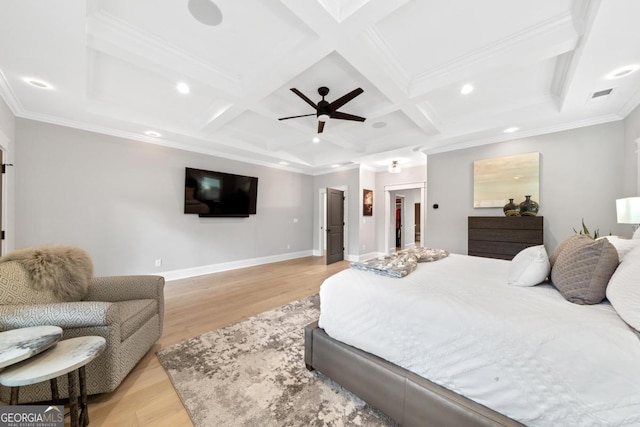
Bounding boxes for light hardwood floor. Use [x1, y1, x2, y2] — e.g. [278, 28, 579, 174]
[88, 256, 349, 426]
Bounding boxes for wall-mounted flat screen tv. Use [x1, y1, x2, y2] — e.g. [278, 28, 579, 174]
[184, 167, 258, 217]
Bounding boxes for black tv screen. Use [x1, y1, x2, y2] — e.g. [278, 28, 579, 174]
[184, 167, 258, 217]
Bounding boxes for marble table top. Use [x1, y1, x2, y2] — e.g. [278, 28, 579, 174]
[0, 325, 63, 369]
[0, 336, 106, 387]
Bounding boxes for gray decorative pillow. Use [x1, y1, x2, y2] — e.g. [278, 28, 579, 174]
[549, 234, 589, 268]
[550, 237, 619, 304]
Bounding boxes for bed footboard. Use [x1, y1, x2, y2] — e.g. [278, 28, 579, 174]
[304, 321, 524, 427]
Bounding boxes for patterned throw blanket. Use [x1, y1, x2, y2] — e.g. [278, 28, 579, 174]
[350, 247, 449, 278]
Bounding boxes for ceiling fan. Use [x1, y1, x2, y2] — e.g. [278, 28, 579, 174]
[278, 86, 365, 133]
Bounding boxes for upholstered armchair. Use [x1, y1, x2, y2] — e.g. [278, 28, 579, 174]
[0, 247, 164, 403]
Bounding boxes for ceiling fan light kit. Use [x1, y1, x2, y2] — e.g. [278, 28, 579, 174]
[278, 86, 366, 134]
[389, 161, 401, 174]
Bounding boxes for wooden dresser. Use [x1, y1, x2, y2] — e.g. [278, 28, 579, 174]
[468, 216, 544, 260]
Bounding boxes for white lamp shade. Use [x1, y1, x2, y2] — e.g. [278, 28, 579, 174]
[616, 197, 640, 223]
[318, 113, 330, 122]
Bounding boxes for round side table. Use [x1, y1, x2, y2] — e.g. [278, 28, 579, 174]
[0, 325, 63, 368]
[0, 336, 106, 427]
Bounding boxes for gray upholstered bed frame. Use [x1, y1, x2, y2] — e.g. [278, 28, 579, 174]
[304, 321, 525, 427]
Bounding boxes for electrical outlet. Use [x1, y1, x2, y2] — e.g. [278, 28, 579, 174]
[155, 259, 162, 267]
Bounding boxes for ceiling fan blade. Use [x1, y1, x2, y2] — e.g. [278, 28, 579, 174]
[328, 88, 363, 111]
[290, 88, 318, 110]
[278, 113, 316, 121]
[318, 121, 325, 133]
[331, 111, 366, 122]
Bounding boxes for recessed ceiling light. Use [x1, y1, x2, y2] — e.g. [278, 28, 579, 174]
[188, 0, 223, 26]
[460, 84, 474, 95]
[312, 137, 320, 143]
[372, 121, 387, 129]
[279, 161, 288, 165]
[504, 127, 519, 133]
[605, 64, 640, 80]
[176, 82, 190, 94]
[145, 130, 162, 137]
[331, 164, 340, 168]
[24, 78, 53, 90]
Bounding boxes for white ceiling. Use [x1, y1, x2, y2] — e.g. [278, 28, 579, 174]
[1, 0, 639, 174]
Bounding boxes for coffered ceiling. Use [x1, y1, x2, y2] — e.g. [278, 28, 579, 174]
[1, 0, 639, 174]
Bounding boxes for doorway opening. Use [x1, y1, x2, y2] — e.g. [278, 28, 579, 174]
[395, 196, 404, 250]
[384, 182, 426, 254]
[414, 202, 421, 246]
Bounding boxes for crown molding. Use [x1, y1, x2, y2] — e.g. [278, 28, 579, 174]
[548, 0, 601, 112]
[361, 27, 411, 94]
[422, 113, 622, 155]
[15, 109, 316, 175]
[549, 50, 574, 110]
[416, 100, 443, 132]
[312, 162, 360, 176]
[86, 12, 243, 97]
[618, 84, 640, 119]
[410, 11, 577, 97]
[0, 69, 25, 116]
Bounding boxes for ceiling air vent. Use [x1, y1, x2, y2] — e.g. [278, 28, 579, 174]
[592, 88, 613, 99]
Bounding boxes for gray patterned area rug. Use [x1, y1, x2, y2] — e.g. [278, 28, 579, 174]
[156, 295, 397, 427]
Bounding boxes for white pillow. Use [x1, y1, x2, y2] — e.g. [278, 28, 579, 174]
[601, 236, 640, 261]
[606, 245, 640, 331]
[632, 227, 640, 239]
[508, 245, 550, 287]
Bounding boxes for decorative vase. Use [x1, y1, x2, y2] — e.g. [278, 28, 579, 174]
[518, 195, 539, 216]
[503, 199, 519, 216]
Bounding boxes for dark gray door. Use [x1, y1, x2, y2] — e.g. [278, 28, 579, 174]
[326, 188, 344, 264]
[0, 150, 3, 255]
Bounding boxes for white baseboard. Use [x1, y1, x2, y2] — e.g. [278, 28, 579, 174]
[161, 250, 315, 281]
[358, 252, 383, 261]
[305, 250, 382, 263]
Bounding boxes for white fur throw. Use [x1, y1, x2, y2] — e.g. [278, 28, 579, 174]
[0, 245, 93, 301]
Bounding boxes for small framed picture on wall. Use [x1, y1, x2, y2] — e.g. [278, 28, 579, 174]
[363, 189, 373, 216]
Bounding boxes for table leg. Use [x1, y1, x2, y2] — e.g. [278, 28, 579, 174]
[50, 378, 59, 403]
[68, 370, 79, 427]
[78, 366, 89, 427]
[9, 387, 19, 405]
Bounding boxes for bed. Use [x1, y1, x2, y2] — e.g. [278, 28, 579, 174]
[304, 252, 640, 426]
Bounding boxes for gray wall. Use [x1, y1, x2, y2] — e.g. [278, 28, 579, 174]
[359, 167, 376, 257]
[623, 103, 640, 196]
[0, 96, 15, 252]
[425, 121, 628, 255]
[14, 119, 314, 276]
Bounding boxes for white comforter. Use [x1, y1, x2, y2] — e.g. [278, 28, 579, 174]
[318, 254, 640, 426]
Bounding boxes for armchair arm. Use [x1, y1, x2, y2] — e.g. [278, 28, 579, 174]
[0, 301, 119, 330]
[85, 275, 164, 303]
